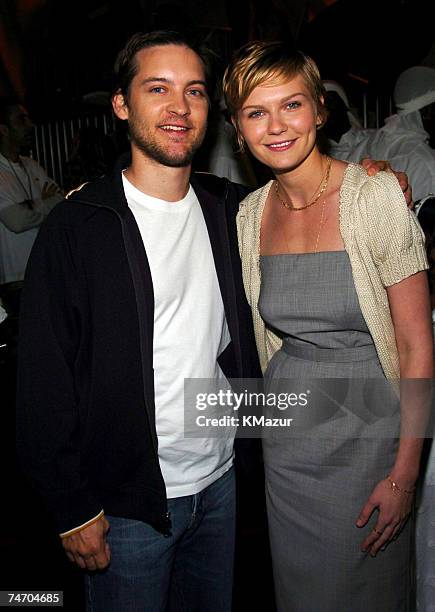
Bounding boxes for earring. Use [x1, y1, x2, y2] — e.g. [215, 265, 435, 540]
[236, 132, 245, 153]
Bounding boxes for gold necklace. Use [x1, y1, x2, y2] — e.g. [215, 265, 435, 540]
[277, 195, 328, 254]
[313, 198, 326, 253]
[275, 156, 332, 212]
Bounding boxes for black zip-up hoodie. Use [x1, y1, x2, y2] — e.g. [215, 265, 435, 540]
[16, 154, 261, 534]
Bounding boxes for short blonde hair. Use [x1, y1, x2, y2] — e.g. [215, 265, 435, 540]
[223, 40, 327, 136]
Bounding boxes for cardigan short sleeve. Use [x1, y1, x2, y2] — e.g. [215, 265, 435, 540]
[360, 171, 428, 287]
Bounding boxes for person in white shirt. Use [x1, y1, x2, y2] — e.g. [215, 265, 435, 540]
[205, 94, 258, 187]
[324, 67, 435, 203]
[0, 97, 63, 285]
[321, 79, 371, 161]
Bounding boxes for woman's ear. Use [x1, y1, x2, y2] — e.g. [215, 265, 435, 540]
[316, 96, 327, 129]
[230, 116, 245, 152]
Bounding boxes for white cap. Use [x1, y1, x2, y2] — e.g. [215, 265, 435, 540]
[394, 66, 435, 115]
[322, 80, 362, 129]
[322, 80, 350, 109]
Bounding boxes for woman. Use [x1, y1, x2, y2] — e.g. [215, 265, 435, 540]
[223, 41, 433, 611]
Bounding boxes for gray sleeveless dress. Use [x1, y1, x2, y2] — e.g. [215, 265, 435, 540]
[259, 251, 413, 612]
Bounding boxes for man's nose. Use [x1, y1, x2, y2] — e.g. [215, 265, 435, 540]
[167, 92, 190, 117]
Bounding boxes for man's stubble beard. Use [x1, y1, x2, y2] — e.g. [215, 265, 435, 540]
[128, 117, 207, 168]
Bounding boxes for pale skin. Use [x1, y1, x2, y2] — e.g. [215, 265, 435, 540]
[236, 74, 433, 556]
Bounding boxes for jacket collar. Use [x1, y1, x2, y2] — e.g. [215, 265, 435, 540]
[67, 153, 232, 215]
[66, 151, 131, 215]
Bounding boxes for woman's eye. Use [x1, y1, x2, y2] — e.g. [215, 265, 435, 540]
[286, 101, 301, 110]
[248, 110, 264, 119]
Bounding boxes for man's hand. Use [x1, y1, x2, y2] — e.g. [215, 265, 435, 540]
[360, 158, 413, 209]
[61, 515, 111, 571]
[41, 181, 63, 200]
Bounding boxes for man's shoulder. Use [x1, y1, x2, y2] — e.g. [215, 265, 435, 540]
[191, 171, 253, 203]
[43, 175, 112, 229]
[40, 197, 88, 232]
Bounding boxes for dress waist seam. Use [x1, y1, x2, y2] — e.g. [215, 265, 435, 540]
[281, 340, 378, 363]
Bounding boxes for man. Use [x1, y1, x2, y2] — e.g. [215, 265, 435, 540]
[0, 97, 63, 285]
[328, 66, 435, 203]
[16, 31, 261, 612]
[16, 30, 412, 612]
[202, 93, 258, 186]
[320, 79, 369, 160]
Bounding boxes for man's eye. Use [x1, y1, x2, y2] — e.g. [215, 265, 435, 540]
[286, 101, 301, 110]
[188, 89, 205, 97]
[150, 87, 165, 93]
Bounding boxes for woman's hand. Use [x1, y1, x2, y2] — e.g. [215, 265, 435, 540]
[355, 478, 414, 556]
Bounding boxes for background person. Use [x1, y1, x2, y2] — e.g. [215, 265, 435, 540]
[0, 97, 63, 286]
[326, 66, 435, 203]
[203, 93, 258, 187]
[320, 79, 369, 160]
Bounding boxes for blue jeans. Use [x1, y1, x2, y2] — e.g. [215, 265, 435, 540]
[85, 467, 236, 612]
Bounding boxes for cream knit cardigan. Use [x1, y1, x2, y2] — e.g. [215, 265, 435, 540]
[237, 164, 428, 381]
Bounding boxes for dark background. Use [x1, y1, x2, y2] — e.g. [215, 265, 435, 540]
[1, 1, 434, 610]
[1, 0, 435, 121]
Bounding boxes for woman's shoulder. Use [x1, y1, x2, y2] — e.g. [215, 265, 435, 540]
[340, 162, 427, 273]
[341, 162, 401, 192]
[341, 162, 406, 216]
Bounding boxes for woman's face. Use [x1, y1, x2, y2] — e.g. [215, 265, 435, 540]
[236, 73, 322, 173]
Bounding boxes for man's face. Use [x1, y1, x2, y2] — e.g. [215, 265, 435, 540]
[4, 105, 34, 150]
[113, 44, 209, 167]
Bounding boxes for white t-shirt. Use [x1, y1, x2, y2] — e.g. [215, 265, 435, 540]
[0, 153, 63, 284]
[124, 174, 233, 498]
